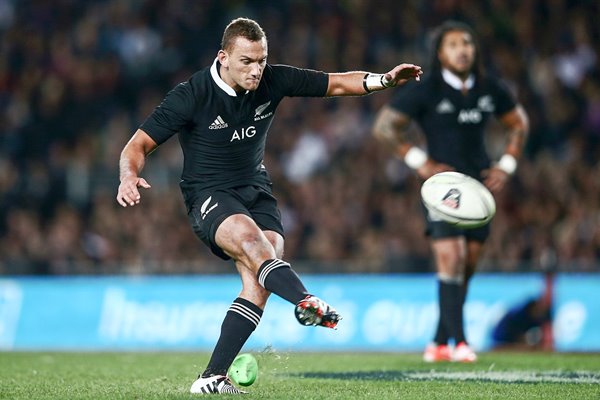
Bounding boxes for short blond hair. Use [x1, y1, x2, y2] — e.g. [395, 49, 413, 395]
[221, 18, 266, 51]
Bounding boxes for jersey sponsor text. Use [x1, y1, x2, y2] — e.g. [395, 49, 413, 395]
[230, 126, 257, 142]
[457, 109, 482, 124]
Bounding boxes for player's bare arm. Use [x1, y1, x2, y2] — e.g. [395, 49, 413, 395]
[326, 63, 422, 97]
[116, 129, 158, 207]
[372, 106, 411, 147]
[499, 105, 529, 158]
[483, 105, 529, 193]
[373, 105, 454, 180]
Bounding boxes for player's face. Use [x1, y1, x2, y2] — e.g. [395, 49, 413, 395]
[219, 37, 267, 92]
[438, 30, 476, 77]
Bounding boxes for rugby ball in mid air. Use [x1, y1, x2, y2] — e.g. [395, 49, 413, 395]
[421, 171, 496, 228]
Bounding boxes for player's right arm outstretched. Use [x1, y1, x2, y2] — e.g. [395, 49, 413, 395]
[116, 129, 158, 207]
[326, 63, 422, 97]
[372, 106, 454, 180]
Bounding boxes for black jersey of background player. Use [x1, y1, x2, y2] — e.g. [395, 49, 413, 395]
[140, 58, 328, 205]
[390, 72, 516, 179]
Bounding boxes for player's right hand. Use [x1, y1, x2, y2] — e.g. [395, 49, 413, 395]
[384, 63, 423, 86]
[116, 176, 151, 207]
[416, 160, 454, 180]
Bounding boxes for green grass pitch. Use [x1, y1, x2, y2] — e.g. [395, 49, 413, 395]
[1, 351, 599, 399]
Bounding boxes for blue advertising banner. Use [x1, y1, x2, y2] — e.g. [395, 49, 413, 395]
[0, 274, 598, 351]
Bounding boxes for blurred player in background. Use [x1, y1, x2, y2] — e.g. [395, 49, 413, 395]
[491, 295, 552, 350]
[373, 20, 528, 362]
[117, 17, 422, 394]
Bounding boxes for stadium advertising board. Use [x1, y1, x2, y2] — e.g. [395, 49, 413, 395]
[0, 274, 597, 351]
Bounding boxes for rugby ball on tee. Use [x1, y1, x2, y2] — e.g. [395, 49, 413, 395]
[421, 171, 496, 228]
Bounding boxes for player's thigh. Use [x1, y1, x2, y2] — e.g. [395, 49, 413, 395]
[424, 205, 489, 276]
[431, 236, 467, 276]
[242, 185, 285, 258]
[215, 214, 276, 266]
[188, 190, 250, 260]
[466, 240, 485, 265]
[248, 187, 285, 242]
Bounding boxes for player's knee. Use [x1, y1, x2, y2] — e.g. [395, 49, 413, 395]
[272, 239, 284, 259]
[238, 231, 270, 250]
[262, 230, 284, 259]
[437, 272, 464, 284]
[437, 251, 466, 273]
[238, 232, 275, 263]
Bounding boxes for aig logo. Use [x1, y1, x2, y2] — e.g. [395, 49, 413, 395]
[230, 126, 256, 142]
[457, 109, 482, 124]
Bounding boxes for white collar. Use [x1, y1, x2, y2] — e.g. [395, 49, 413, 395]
[210, 57, 239, 97]
[442, 68, 475, 91]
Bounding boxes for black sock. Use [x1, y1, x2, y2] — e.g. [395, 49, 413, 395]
[257, 259, 308, 304]
[434, 280, 449, 345]
[202, 298, 262, 378]
[439, 280, 466, 344]
[455, 279, 471, 344]
[461, 276, 472, 307]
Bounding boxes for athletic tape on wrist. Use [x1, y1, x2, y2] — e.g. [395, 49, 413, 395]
[497, 154, 517, 175]
[404, 147, 428, 169]
[363, 73, 392, 93]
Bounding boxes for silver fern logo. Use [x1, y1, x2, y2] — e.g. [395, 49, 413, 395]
[200, 196, 219, 219]
[254, 101, 271, 116]
[254, 101, 273, 121]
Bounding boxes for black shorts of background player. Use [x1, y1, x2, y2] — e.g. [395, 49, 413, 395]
[116, 17, 423, 394]
[373, 20, 528, 363]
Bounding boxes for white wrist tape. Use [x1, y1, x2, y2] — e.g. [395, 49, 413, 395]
[363, 73, 392, 93]
[497, 154, 517, 175]
[404, 147, 428, 170]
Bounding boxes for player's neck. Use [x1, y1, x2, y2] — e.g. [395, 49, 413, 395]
[211, 58, 248, 96]
[218, 66, 245, 94]
[442, 68, 474, 91]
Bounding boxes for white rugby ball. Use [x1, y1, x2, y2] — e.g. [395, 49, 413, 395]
[421, 171, 496, 228]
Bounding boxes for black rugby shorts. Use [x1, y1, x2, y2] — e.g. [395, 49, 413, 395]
[188, 185, 284, 260]
[422, 202, 490, 243]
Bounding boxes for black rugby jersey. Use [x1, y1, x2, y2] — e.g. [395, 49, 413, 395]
[140, 59, 328, 206]
[389, 73, 516, 179]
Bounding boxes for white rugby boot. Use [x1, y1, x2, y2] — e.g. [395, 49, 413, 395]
[190, 374, 247, 394]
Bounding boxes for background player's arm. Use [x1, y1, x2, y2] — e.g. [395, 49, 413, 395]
[326, 63, 422, 97]
[116, 129, 158, 207]
[498, 105, 529, 160]
[373, 106, 454, 180]
[483, 105, 529, 193]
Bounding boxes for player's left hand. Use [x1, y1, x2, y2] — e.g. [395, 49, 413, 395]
[482, 167, 509, 194]
[384, 64, 423, 86]
[116, 176, 151, 207]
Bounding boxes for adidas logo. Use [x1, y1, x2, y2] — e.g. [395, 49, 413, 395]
[209, 115, 228, 129]
[436, 98, 455, 114]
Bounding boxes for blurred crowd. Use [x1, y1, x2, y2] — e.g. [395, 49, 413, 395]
[1, 0, 599, 275]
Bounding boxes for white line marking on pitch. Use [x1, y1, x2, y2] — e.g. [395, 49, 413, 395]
[406, 371, 600, 384]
